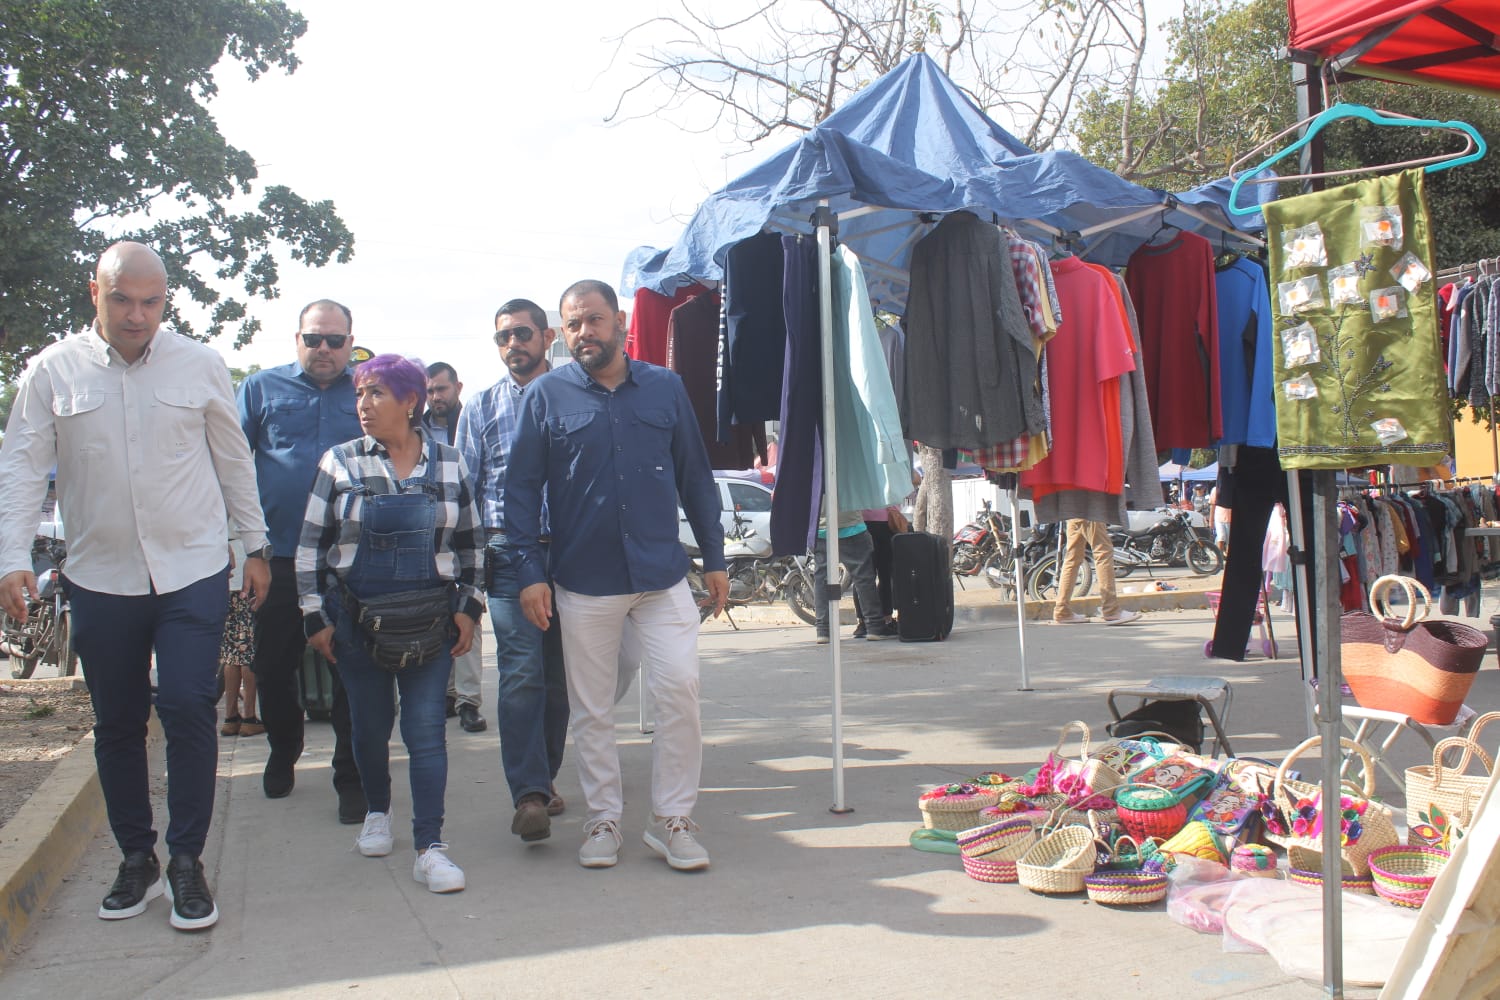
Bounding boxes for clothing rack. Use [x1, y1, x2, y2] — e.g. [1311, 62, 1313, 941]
[1436, 256, 1500, 282]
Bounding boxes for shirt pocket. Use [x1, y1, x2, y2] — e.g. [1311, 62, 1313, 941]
[262, 395, 311, 450]
[631, 409, 675, 470]
[51, 391, 110, 459]
[153, 387, 206, 460]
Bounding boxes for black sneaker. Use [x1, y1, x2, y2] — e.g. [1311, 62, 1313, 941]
[163, 854, 218, 931]
[98, 850, 163, 920]
[851, 623, 867, 639]
[458, 704, 487, 733]
[337, 784, 368, 825]
[866, 621, 900, 641]
[263, 752, 295, 799]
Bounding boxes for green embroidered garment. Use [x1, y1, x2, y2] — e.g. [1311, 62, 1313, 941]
[1264, 168, 1450, 469]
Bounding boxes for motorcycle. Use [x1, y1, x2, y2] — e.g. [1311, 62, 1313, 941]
[951, 499, 1012, 586]
[2, 525, 77, 679]
[1016, 521, 1096, 602]
[685, 509, 793, 625]
[1109, 510, 1223, 576]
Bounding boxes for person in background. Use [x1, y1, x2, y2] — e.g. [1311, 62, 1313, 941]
[814, 510, 896, 643]
[852, 505, 902, 638]
[455, 299, 570, 844]
[298, 354, 484, 894]
[237, 301, 365, 822]
[1053, 519, 1140, 627]
[219, 537, 263, 737]
[508, 279, 728, 872]
[425, 361, 485, 733]
[0, 242, 270, 932]
[1209, 485, 1232, 556]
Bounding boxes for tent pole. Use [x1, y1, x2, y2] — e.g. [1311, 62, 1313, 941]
[1291, 57, 1344, 1000]
[815, 202, 852, 815]
[1009, 489, 1031, 691]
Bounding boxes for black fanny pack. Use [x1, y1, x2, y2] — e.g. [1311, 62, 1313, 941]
[342, 585, 454, 673]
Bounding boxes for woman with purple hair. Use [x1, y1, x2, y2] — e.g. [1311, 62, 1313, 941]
[295, 353, 485, 893]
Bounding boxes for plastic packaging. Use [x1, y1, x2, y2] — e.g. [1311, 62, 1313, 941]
[1391, 251, 1431, 294]
[1282, 321, 1320, 368]
[1165, 856, 1235, 934]
[1282, 223, 1327, 268]
[1360, 205, 1404, 251]
[1278, 276, 1325, 315]
[1327, 263, 1364, 306]
[1371, 418, 1409, 446]
[1369, 286, 1407, 323]
[1284, 375, 1318, 400]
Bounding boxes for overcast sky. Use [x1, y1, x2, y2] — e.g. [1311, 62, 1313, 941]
[204, 1, 766, 387]
[202, 0, 1179, 392]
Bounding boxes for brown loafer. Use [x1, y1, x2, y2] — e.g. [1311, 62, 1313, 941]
[512, 795, 551, 842]
[238, 716, 265, 737]
[220, 715, 241, 737]
[546, 785, 565, 817]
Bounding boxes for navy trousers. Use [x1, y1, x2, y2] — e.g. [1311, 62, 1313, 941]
[69, 568, 228, 858]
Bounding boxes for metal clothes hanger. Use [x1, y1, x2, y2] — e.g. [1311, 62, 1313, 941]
[1227, 103, 1488, 216]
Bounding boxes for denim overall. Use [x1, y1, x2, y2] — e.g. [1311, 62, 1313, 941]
[333, 455, 451, 850]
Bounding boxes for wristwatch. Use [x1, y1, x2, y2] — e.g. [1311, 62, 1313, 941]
[247, 544, 274, 561]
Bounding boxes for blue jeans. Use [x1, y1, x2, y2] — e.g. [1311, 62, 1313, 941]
[488, 539, 569, 805]
[69, 568, 228, 858]
[334, 609, 450, 850]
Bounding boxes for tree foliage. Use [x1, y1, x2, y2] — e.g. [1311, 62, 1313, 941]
[1072, 0, 1500, 270]
[0, 0, 354, 378]
[608, 0, 1150, 153]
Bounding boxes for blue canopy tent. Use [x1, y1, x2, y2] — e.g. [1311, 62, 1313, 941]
[625, 53, 1262, 809]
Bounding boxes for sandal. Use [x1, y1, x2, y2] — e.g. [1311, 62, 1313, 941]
[238, 716, 265, 737]
[220, 715, 242, 736]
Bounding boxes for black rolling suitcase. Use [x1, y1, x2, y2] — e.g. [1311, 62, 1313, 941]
[892, 531, 954, 641]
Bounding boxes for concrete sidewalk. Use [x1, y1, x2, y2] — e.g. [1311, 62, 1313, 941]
[7, 600, 1490, 999]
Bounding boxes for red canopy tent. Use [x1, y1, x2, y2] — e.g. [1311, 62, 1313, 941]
[1287, 0, 1500, 95]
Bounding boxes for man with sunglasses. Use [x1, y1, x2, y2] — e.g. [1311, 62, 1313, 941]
[237, 301, 365, 822]
[454, 299, 570, 844]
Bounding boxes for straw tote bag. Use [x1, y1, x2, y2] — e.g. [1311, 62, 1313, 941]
[1404, 712, 1500, 846]
[1340, 575, 1487, 725]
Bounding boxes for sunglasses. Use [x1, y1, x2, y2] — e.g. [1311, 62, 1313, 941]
[494, 325, 537, 345]
[301, 334, 349, 349]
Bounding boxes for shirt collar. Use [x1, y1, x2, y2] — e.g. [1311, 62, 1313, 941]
[87, 322, 164, 366]
[571, 355, 637, 392]
[501, 361, 551, 396]
[362, 431, 434, 462]
[295, 365, 354, 388]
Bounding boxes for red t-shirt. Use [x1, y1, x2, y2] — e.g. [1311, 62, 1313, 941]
[1124, 231, 1222, 448]
[1021, 258, 1136, 499]
[626, 284, 706, 366]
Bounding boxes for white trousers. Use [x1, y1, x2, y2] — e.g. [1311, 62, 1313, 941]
[446, 627, 483, 708]
[554, 580, 702, 823]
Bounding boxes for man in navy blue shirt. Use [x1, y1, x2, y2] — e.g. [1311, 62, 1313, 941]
[237, 300, 365, 821]
[508, 280, 728, 872]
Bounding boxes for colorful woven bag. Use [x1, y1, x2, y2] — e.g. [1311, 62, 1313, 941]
[1265, 736, 1399, 875]
[1340, 575, 1487, 725]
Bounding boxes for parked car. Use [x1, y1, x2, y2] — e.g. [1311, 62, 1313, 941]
[678, 476, 774, 550]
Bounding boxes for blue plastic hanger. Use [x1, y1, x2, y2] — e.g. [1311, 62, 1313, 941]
[1227, 103, 1487, 216]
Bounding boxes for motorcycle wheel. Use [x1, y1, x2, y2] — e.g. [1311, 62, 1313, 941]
[1187, 540, 1224, 575]
[786, 573, 817, 626]
[54, 608, 79, 677]
[1027, 554, 1094, 602]
[1114, 547, 1137, 578]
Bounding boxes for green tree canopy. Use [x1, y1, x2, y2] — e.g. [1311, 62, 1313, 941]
[0, 0, 354, 379]
[1073, 0, 1500, 270]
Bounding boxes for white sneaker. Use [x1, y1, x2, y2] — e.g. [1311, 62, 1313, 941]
[412, 843, 465, 893]
[644, 815, 710, 871]
[579, 819, 623, 868]
[356, 811, 393, 857]
[1054, 612, 1089, 624]
[1103, 610, 1142, 626]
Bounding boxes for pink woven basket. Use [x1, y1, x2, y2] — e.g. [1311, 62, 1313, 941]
[962, 854, 1019, 884]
